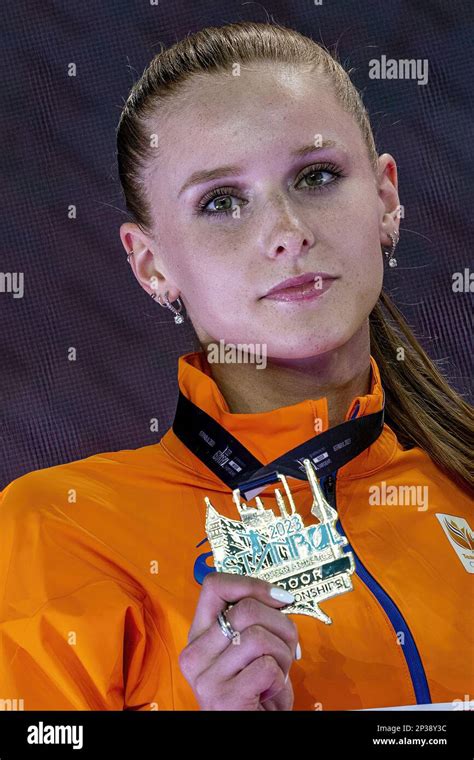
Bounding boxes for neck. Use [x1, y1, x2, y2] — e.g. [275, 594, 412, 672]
[200, 322, 372, 428]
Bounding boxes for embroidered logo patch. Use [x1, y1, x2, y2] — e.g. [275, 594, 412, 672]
[435, 513, 474, 574]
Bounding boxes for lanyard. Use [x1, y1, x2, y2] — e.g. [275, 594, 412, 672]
[172, 387, 385, 501]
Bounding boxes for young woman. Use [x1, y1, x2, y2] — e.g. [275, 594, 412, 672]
[0, 21, 472, 712]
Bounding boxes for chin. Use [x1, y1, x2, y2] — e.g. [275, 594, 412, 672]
[263, 332, 350, 361]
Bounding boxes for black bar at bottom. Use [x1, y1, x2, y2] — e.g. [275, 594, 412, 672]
[0, 708, 471, 756]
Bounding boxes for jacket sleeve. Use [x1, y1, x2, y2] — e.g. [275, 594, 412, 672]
[0, 473, 160, 711]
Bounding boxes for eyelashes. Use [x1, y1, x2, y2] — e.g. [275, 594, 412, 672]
[195, 162, 344, 219]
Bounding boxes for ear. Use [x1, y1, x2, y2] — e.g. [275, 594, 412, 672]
[376, 154, 401, 248]
[119, 222, 180, 301]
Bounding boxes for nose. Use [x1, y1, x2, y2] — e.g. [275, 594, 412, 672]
[271, 230, 313, 259]
[262, 197, 315, 260]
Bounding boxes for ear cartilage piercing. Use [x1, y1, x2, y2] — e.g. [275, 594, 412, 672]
[126, 250, 134, 264]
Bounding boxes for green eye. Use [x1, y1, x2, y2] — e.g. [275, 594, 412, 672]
[197, 185, 245, 217]
[300, 169, 333, 186]
[208, 196, 234, 212]
[296, 163, 342, 189]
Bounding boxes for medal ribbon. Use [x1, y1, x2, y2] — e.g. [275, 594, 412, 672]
[172, 388, 385, 501]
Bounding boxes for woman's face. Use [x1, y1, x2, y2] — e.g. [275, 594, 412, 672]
[123, 62, 399, 359]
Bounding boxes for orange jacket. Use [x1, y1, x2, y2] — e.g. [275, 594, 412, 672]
[0, 350, 473, 710]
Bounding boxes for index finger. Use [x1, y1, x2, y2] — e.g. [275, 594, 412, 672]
[188, 572, 295, 643]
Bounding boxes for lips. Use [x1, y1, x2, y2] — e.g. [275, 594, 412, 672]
[263, 278, 335, 302]
[261, 272, 338, 304]
[276, 280, 322, 296]
[263, 272, 335, 297]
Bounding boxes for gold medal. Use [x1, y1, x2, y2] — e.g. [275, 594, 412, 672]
[204, 458, 355, 624]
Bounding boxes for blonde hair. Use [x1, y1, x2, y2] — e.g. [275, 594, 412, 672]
[116, 20, 473, 496]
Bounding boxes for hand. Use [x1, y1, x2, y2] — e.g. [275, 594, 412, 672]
[179, 572, 300, 710]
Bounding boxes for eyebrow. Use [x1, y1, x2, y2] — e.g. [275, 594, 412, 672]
[177, 139, 339, 197]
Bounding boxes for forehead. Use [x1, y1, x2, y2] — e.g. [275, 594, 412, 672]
[150, 63, 364, 188]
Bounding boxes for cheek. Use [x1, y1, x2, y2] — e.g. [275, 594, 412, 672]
[344, 201, 383, 269]
[183, 232, 245, 293]
[352, 259, 384, 321]
[337, 226, 383, 307]
[177, 252, 244, 328]
[350, 249, 384, 298]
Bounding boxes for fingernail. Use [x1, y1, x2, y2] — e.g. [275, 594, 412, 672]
[270, 586, 295, 603]
[295, 642, 302, 660]
[284, 672, 289, 684]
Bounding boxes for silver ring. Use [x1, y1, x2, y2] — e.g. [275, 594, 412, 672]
[217, 607, 238, 641]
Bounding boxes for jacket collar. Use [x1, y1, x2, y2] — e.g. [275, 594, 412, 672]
[160, 350, 398, 493]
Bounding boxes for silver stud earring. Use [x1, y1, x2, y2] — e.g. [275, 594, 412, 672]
[384, 230, 399, 268]
[126, 250, 134, 264]
[154, 290, 185, 324]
